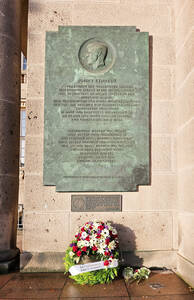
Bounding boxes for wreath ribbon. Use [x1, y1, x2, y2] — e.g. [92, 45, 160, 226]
[69, 259, 119, 276]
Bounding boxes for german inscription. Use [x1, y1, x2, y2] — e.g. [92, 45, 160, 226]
[71, 195, 122, 212]
[44, 26, 150, 191]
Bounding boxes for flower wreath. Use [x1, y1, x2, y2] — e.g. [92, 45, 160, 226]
[64, 221, 120, 285]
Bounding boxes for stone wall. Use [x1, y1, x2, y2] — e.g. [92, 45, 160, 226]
[23, 0, 177, 271]
[175, 0, 194, 287]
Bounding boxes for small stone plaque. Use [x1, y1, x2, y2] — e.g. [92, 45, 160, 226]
[71, 195, 122, 212]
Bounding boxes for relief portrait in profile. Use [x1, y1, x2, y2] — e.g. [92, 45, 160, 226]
[84, 42, 108, 70]
[79, 39, 114, 74]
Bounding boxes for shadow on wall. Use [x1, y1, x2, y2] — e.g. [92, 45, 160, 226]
[112, 222, 143, 268]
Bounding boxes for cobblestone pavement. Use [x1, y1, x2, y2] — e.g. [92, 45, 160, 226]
[0, 270, 193, 299]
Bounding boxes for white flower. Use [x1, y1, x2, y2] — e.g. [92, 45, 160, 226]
[69, 251, 74, 258]
[83, 240, 90, 247]
[77, 240, 85, 247]
[109, 258, 118, 267]
[84, 223, 90, 229]
[81, 231, 88, 239]
[99, 241, 106, 249]
[108, 240, 116, 250]
[97, 248, 105, 254]
[101, 229, 109, 237]
[74, 256, 80, 264]
[111, 228, 117, 235]
[93, 222, 99, 230]
[89, 238, 97, 247]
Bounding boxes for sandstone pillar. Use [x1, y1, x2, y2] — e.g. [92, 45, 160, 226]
[0, 0, 21, 273]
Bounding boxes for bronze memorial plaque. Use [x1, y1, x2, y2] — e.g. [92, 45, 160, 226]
[44, 26, 150, 192]
[71, 195, 122, 212]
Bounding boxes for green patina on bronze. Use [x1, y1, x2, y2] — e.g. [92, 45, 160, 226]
[44, 26, 150, 192]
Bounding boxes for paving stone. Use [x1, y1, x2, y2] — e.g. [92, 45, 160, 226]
[131, 295, 194, 300]
[0, 273, 13, 289]
[0, 272, 65, 299]
[0, 272, 192, 299]
[0, 272, 66, 289]
[60, 296, 130, 300]
[126, 271, 191, 297]
[60, 278, 128, 298]
[0, 288, 61, 299]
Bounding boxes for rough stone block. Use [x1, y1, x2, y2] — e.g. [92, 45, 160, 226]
[21, 252, 65, 272]
[25, 136, 43, 174]
[136, 250, 176, 269]
[27, 65, 44, 98]
[177, 253, 194, 287]
[29, 1, 72, 33]
[152, 136, 172, 171]
[123, 174, 176, 211]
[174, 0, 187, 17]
[177, 119, 194, 168]
[178, 168, 194, 212]
[70, 212, 173, 251]
[72, 3, 122, 26]
[173, 212, 178, 250]
[24, 175, 71, 212]
[175, 0, 194, 51]
[23, 212, 70, 251]
[26, 100, 44, 136]
[153, 35, 175, 65]
[72, 3, 171, 34]
[153, 66, 174, 100]
[28, 34, 45, 65]
[43, 186, 71, 211]
[24, 175, 43, 210]
[177, 71, 194, 128]
[152, 101, 175, 134]
[121, 0, 174, 5]
[176, 31, 194, 89]
[178, 213, 194, 263]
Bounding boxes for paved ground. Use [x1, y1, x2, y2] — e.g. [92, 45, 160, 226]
[0, 270, 193, 299]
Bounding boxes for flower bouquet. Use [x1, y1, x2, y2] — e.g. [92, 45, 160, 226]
[123, 267, 151, 284]
[64, 221, 119, 285]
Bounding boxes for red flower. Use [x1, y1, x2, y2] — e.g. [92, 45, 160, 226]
[81, 246, 87, 252]
[105, 238, 110, 245]
[92, 246, 98, 251]
[76, 251, 82, 257]
[104, 260, 109, 266]
[89, 226, 93, 230]
[85, 236, 90, 241]
[104, 251, 110, 256]
[98, 225, 104, 230]
[96, 234, 101, 239]
[72, 246, 78, 252]
[81, 227, 85, 232]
